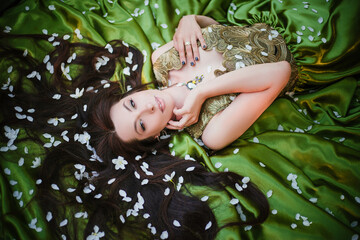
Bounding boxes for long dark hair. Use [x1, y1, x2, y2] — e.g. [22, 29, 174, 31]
[0, 32, 269, 239]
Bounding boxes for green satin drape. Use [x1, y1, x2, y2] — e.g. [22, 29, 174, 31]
[1, 0, 359, 239]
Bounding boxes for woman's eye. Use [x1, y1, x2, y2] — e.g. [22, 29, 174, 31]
[140, 119, 145, 131]
[130, 99, 135, 108]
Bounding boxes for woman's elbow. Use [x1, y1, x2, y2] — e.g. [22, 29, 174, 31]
[201, 134, 228, 151]
[276, 61, 291, 88]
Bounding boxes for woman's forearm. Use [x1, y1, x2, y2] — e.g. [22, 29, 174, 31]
[195, 61, 291, 101]
[194, 15, 219, 27]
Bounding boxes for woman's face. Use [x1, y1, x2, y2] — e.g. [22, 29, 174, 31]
[110, 89, 175, 142]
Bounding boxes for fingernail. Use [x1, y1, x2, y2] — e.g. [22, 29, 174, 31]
[182, 61, 185, 65]
[190, 62, 194, 66]
[203, 45, 207, 49]
[195, 57, 199, 61]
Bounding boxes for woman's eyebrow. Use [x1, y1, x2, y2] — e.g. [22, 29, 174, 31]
[123, 102, 131, 112]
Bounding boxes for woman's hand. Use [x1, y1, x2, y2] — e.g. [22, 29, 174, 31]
[166, 88, 206, 130]
[173, 15, 207, 67]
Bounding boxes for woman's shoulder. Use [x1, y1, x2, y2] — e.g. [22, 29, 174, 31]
[151, 41, 174, 64]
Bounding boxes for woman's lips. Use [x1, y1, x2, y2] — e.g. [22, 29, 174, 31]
[155, 96, 165, 113]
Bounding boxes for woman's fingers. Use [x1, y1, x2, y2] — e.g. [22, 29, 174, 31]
[185, 42, 194, 66]
[167, 114, 197, 130]
[166, 119, 185, 130]
[173, 36, 186, 65]
[198, 32, 207, 50]
[173, 107, 188, 117]
[191, 37, 199, 63]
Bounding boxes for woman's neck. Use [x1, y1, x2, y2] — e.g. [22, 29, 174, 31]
[162, 84, 189, 111]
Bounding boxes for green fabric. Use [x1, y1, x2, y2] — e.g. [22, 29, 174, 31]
[1, 0, 360, 239]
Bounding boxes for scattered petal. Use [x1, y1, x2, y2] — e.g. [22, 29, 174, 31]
[205, 221, 212, 230]
[46, 212, 53, 222]
[173, 220, 181, 227]
[201, 196, 209, 202]
[214, 162, 222, 169]
[186, 166, 195, 172]
[160, 231, 168, 239]
[230, 198, 239, 205]
[59, 219, 68, 227]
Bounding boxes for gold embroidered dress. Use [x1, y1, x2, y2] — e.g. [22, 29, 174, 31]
[153, 24, 298, 138]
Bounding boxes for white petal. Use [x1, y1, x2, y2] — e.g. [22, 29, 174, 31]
[173, 220, 181, 227]
[46, 212, 53, 222]
[4, 168, 11, 175]
[242, 177, 250, 184]
[205, 221, 212, 230]
[160, 231, 168, 239]
[51, 184, 60, 190]
[186, 166, 195, 172]
[18, 157, 24, 166]
[235, 183, 243, 192]
[76, 196, 82, 203]
[123, 67, 130, 76]
[201, 196, 209, 202]
[107, 178, 116, 185]
[94, 194, 102, 199]
[119, 189, 126, 197]
[59, 219, 68, 227]
[14, 106, 23, 112]
[214, 162, 222, 168]
[119, 215, 125, 223]
[230, 198, 239, 205]
[141, 179, 149, 185]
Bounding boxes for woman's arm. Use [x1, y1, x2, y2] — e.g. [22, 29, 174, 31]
[168, 61, 291, 149]
[193, 15, 219, 27]
[201, 61, 291, 150]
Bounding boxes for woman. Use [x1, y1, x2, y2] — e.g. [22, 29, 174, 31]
[0, 15, 279, 240]
[111, 15, 296, 150]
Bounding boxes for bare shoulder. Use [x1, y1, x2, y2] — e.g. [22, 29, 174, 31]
[151, 41, 174, 64]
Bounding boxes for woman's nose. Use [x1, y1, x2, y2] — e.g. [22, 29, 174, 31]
[146, 103, 154, 112]
[138, 103, 154, 115]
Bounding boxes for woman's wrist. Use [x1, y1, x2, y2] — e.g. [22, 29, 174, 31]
[194, 83, 208, 102]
